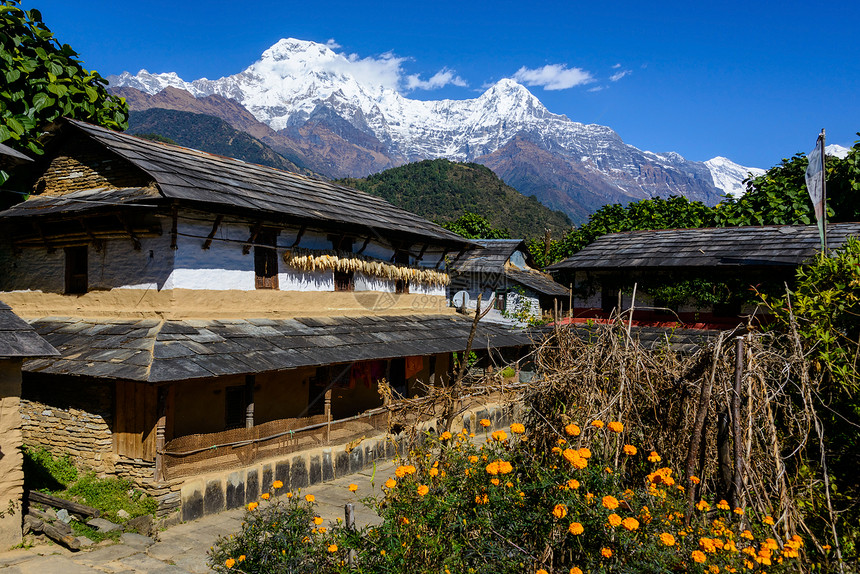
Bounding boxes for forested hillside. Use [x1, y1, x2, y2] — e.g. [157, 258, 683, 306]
[126, 109, 313, 175]
[339, 159, 572, 240]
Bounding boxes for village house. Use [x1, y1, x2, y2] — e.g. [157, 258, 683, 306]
[547, 223, 860, 328]
[0, 301, 58, 548]
[448, 239, 570, 324]
[0, 119, 528, 520]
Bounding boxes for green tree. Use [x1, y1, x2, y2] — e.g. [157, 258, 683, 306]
[0, 0, 128, 182]
[440, 211, 511, 239]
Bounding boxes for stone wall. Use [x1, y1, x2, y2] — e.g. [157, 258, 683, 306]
[33, 134, 149, 196]
[173, 402, 515, 524]
[0, 360, 25, 550]
[20, 374, 114, 474]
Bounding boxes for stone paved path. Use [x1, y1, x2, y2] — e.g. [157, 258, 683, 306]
[0, 459, 397, 574]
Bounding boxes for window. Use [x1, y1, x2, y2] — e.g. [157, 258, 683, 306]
[65, 246, 88, 294]
[224, 385, 246, 430]
[254, 230, 278, 290]
[334, 271, 354, 292]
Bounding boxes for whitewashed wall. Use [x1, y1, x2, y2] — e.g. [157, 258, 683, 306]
[171, 219, 254, 290]
[0, 234, 173, 293]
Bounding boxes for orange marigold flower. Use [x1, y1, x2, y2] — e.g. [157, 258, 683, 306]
[733, 507, 744, 515]
[692, 550, 707, 564]
[564, 423, 581, 436]
[479, 418, 491, 427]
[238, 555, 246, 562]
[648, 451, 661, 463]
[247, 502, 258, 511]
[601, 547, 612, 558]
[763, 515, 775, 525]
[562, 448, 580, 465]
[261, 493, 270, 500]
[740, 530, 754, 540]
[469, 455, 479, 464]
[689, 475, 700, 484]
[570, 568, 583, 574]
[475, 494, 489, 504]
[490, 478, 500, 486]
[623, 444, 638, 455]
[272, 480, 283, 489]
[660, 533, 676, 546]
[696, 499, 711, 512]
[552, 504, 568, 519]
[567, 479, 580, 490]
[313, 516, 323, 525]
[608, 513, 622, 527]
[305, 494, 315, 503]
[602, 495, 620, 510]
[384, 478, 397, 489]
[510, 423, 525, 434]
[536, 570, 549, 574]
[717, 500, 731, 511]
[395, 465, 416, 477]
[578, 447, 591, 459]
[607, 421, 624, 433]
[491, 430, 508, 441]
[592, 420, 605, 429]
[568, 522, 584, 535]
[328, 544, 338, 553]
[585, 492, 595, 504]
[417, 484, 429, 496]
[348, 483, 358, 492]
[622, 517, 640, 531]
[225, 558, 236, 568]
[429, 467, 439, 477]
[440, 431, 452, 440]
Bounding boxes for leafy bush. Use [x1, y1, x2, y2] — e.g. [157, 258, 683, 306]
[210, 422, 812, 573]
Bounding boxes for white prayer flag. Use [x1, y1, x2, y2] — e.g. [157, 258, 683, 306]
[805, 133, 825, 249]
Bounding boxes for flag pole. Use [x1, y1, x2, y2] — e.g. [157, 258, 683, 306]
[821, 129, 827, 254]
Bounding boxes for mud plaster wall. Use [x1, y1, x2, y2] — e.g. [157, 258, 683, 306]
[0, 360, 24, 549]
[255, 369, 313, 424]
[19, 374, 114, 474]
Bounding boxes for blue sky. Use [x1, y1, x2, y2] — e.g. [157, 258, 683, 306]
[22, 0, 860, 169]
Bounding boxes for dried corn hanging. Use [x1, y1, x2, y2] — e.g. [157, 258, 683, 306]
[282, 247, 450, 286]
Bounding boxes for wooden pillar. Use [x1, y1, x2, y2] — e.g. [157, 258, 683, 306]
[245, 375, 255, 429]
[324, 389, 332, 443]
[154, 385, 168, 482]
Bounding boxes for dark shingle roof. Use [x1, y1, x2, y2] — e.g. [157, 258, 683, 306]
[505, 268, 570, 297]
[0, 142, 33, 167]
[0, 301, 58, 358]
[450, 240, 529, 273]
[0, 119, 472, 248]
[547, 223, 860, 270]
[25, 314, 530, 382]
[0, 187, 161, 217]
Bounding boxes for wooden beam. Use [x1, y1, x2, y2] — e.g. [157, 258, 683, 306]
[170, 204, 178, 250]
[291, 223, 306, 247]
[356, 236, 372, 254]
[31, 221, 54, 253]
[28, 491, 99, 518]
[201, 214, 223, 250]
[154, 386, 167, 482]
[435, 248, 449, 269]
[416, 244, 428, 261]
[117, 214, 142, 250]
[243, 221, 263, 255]
[245, 375, 255, 429]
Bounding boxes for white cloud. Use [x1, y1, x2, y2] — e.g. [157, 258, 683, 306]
[325, 38, 341, 49]
[334, 51, 408, 91]
[612, 63, 622, 69]
[609, 69, 631, 82]
[588, 85, 605, 92]
[512, 64, 594, 90]
[405, 68, 468, 91]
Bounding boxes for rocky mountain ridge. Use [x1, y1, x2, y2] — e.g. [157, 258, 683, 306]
[109, 38, 762, 222]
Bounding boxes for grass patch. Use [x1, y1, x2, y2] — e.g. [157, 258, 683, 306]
[22, 445, 157, 523]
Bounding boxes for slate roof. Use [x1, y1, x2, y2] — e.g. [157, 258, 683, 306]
[532, 323, 719, 354]
[547, 223, 860, 270]
[24, 314, 531, 383]
[0, 142, 33, 167]
[505, 268, 570, 297]
[0, 301, 58, 358]
[450, 240, 530, 273]
[12, 119, 468, 248]
[0, 186, 161, 218]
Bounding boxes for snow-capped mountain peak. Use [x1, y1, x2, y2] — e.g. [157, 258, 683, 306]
[704, 156, 766, 197]
[825, 144, 851, 159]
[110, 38, 763, 217]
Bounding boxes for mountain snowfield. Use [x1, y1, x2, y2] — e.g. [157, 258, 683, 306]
[109, 38, 763, 214]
